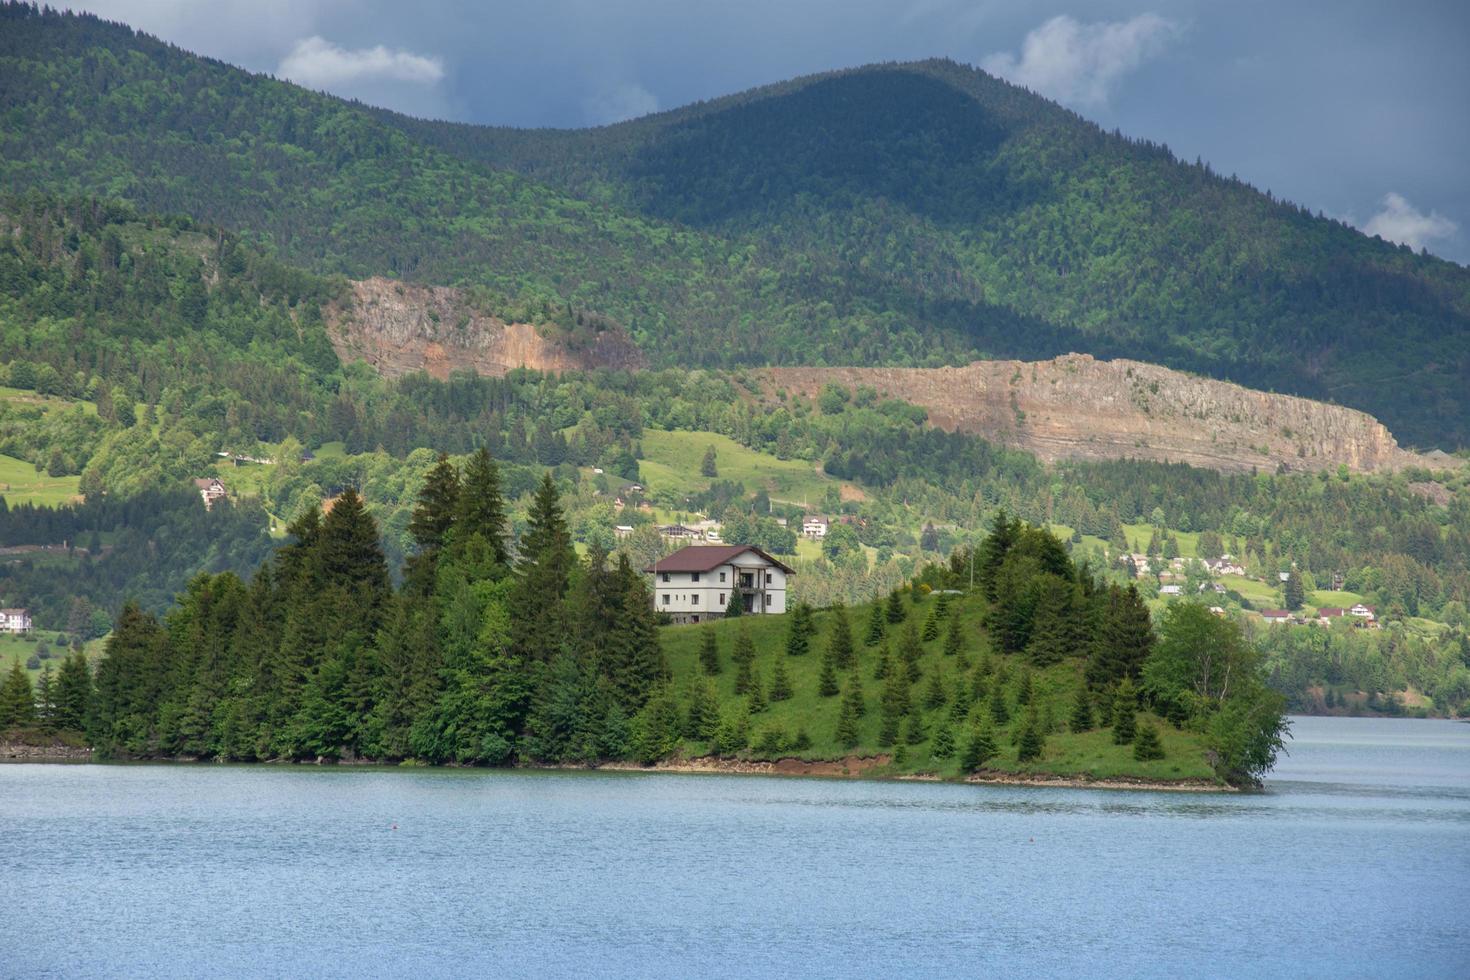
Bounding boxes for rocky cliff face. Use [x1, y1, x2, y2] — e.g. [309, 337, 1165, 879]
[761, 354, 1426, 474]
[327, 277, 644, 379]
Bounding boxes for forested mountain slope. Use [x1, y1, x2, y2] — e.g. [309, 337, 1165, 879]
[2, 5, 1468, 447]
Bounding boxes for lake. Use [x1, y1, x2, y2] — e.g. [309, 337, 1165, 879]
[2, 716, 1467, 978]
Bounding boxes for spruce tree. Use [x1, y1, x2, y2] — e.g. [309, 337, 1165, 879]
[935, 591, 951, 620]
[1133, 721, 1165, 761]
[960, 721, 997, 772]
[785, 603, 812, 656]
[931, 723, 955, 760]
[923, 670, 947, 710]
[835, 692, 860, 748]
[747, 670, 768, 713]
[770, 658, 793, 701]
[1086, 584, 1154, 689]
[948, 690, 972, 725]
[1017, 706, 1046, 762]
[1026, 574, 1081, 667]
[1016, 668, 1034, 706]
[54, 649, 91, 732]
[873, 641, 891, 681]
[902, 713, 925, 746]
[989, 688, 1011, 726]
[886, 589, 907, 624]
[732, 626, 756, 695]
[842, 676, 867, 719]
[408, 453, 461, 554]
[1112, 678, 1138, 745]
[865, 602, 886, 645]
[0, 658, 36, 729]
[512, 474, 577, 664]
[34, 663, 55, 733]
[943, 612, 965, 657]
[685, 679, 720, 740]
[699, 627, 721, 675]
[1284, 571, 1305, 611]
[455, 447, 509, 566]
[1068, 686, 1094, 733]
[818, 646, 840, 697]
[899, 620, 923, 668]
[828, 605, 855, 669]
[922, 608, 940, 642]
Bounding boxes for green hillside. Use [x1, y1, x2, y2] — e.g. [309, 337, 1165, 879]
[3, 6, 1468, 446]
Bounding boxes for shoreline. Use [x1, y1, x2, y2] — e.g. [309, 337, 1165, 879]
[0, 742, 1231, 791]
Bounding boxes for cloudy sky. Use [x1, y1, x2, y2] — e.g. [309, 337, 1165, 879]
[78, 0, 1469, 263]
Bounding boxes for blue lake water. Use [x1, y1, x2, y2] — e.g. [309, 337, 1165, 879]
[2, 716, 1467, 978]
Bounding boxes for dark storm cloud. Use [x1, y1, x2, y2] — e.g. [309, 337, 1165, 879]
[76, 1, 1470, 262]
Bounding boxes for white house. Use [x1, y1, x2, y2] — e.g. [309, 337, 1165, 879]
[193, 477, 228, 510]
[0, 608, 32, 634]
[1159, 584, 1183, 597]
[802, 515, 829, 539]
[646, 544, 794, 625]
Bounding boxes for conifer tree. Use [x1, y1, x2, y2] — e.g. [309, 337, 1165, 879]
[970, 662, 989, 703]
[976, 510, 1019, 601]
[408, 453, 460, 555]
[899, 620, 923, 668]
[455, 447, 509, 567]
[931, 723, 955, 760]
[1284, 571, 1305, 611]
[842, 676, 867, 719]
[685, 679, 720, 740]
[732, 625, 756, 695]
[1112, 678, 1138, 745]
[818, 646, 840, 697]
[948, 690, 971, 725]
[1026, 574, 1081, 667]
[511, 474, 577, 664]
[885, 588, 906, 624]
[923, 670, 947, 710]
[943, 612, 965, 657]
[892, 742, 908, 767]
[770, 657, 793, 701]
[1096, 686, 1115, 727]
[1086, 584, 1155, 689]
[835, 691, 860, 748]
[935, 591, 951, 620]
[1069, 686, 1094, 733]
[1017, 705, 1045, 762]
[1133, 721, 1165, 761]
[54, 648, 92, 732]
[902, 713, 925, 746]
[989, 687, 1010, 726]
[785, 602, 813, 656]
[699, 627, 721, 675]
[922, 608, 940, 642]
[828, 604, 855, 669]
[0, 658, 36, 728]
[873, 641, 891, 681]
[34, 662, 56, 733]
[1016, 668, 1034, 706]
[961, 721, 997, 772]
[747, 670, 767, 713]
[608, 555, 668, 710]
[865, 602, 886, 645]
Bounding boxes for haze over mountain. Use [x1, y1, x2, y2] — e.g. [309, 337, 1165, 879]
[2, 5, 1468, 448]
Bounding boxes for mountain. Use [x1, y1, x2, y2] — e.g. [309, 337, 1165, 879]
[2, 5, 1469, 448]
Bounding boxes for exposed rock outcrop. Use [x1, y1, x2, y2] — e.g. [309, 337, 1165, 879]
[761, 354, 1428, 474]
[327, 277, 644, 379]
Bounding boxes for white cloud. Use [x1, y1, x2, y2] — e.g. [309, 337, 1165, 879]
[982, 13, 1179, 108]
[277, 36, 444, 88]
[1361, 192, 1458, 252]
[584, 82, 659, 125]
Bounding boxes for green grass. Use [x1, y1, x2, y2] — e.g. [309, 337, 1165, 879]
[1221, 575, 1279, 608]
[313, 441, 348, 459]
[1308, 590, 1365, 610]
[0, 453, 81, 506]
[659, 591, 1217, 783]
[639, 430, 842, 505]
[0, 385, 98, 416]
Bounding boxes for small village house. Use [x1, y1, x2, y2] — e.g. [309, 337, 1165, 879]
[801, 515, 829, 539]
[646, 544, 793, 625]
[0, 607, 32, 634]
[193, 477, 228, 510]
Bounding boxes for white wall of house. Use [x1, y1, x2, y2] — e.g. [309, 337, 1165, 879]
[653, 557, 788, 622]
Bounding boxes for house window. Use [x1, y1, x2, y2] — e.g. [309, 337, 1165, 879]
[691, 595, 699, 606]
[662, 594, 670, 605]
[661, 572, 670, 583]
[719, 593, 726, 606]
[766, 572, 773, 585]
[691, 572, 701, 583]
[719, 571, 726, 583]
[765, 594, 772, 607]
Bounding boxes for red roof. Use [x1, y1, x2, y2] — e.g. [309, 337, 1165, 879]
[1318, 607, 1345, 617]
[647, 544, 795, 575]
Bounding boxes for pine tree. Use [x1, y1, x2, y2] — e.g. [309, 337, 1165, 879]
[685, 679, 720, 740]
[1284, 571, 1305, 611]
[1068, 686, 1094, 733]
[785, 602, 813, 656]
[747, 670, 768, 713]
[842, 676, 867, 718]
[922, 608, 940, 642]
[960, 721, 997, 772]
[818, 646, 840, 697]
[408, 453, 461, 554]
[873, 641, 891, 681]
[511, 474, 577, 663]
[1086, 584, 1155, 689]
[976, 510, 1019, 601]
[700, 445, 718, 478]
[1016, 705, 1046, 762]
[770, 657, 793, 701]
[865, 602, 886, 645]
[902, 713, 925, 746]
[699, 627, 721, 675]
[732, 626, 756, 695]
[0, 658, 36, 729]
[989, 688, 1010, 726]
[923, 670, 947, 710]
[455, 447, 509, 566]
[943, 612, 965, 657]
[935, 591, 951, 620]
[1026, 574, 1081, 667]
[948, 690, 971, 725]
[885, 589, 906, 624]
[1112, 678, 1138, 745]
[1016, 668, 1034, 706]
[835, 691, 860, 748]
[54, 649, 92, 732]
[899, 620, 923, 668]
[34, 663, 55, 733]
[1133, 721, 1165, 761]
[828, 605, 855, 669]
[931, 723, 955, 760]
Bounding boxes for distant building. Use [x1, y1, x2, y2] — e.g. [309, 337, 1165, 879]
[646, 545, 794, 625]
[1260, 609, 1293, 625]
[193, 477, 228, 510]
[613, 525, 635, 540]
[0, 608, 32, 634]
[657, 524, 703, 542]
[1159, 584, 1183, 597]
[801, 515, 829, 539]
